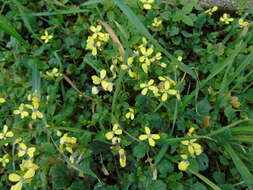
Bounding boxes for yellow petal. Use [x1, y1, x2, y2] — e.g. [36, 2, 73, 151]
[101, 81, 109, 91]
[24, 168, 35, 179]
[148, 138, 155, 147]
[115, 129, 122, 135]
[9, 173, 21, 182]
[145, 127, 151, 135]
[37, 112, 43, 119]
[193, 143, 202, 155]
[178, 160, 189, 171]
[119, 149, 126, 167]
[91, 76, 101, 85]
[13, 110, 20, 115]
[28, 147, 36, 158]
[139, 134, 148, 141]
[168, 89, 177, 95]
[121, 65, 128, 70]
[161, 93, 168, 102]
[6, 131, 14, 137]
[10, 183, 22, 190]
[142, 64, 148, 73]
[141, 88, 148, 95]
[181, 140, 189, 145]
[100, 70, 107, 79]
[151, 134, 160, 140]
[0, 98, 6, 103]
[105, 132, 113, 140]
[188, 145, 195, 155]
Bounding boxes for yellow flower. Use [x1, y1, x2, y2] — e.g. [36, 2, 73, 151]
[119, 148, 126, 167]
[0, 97, 6, 103]
[139, 126, 160, 147]
[86, 36, 99, 56]
[9, 168, 35, 190]
[31, 104, 43, 120]
[238, 18, 249, 27]
[204, 6, 218, 15]
[60, 133, 77, 145]
[177, 56, 183, 62]
[90, 25, 103, 39]
[13, 104, 29, 118]
[139, 47, 154, 73]
[105, 123, 122, 140]
[0, 125, 14, 146]
[140, 79, 158, 95]
[181, 139, 203, 156]
[0, 154, 9, 167]
[158, 76, 176, 86]
[140, 0, 155, 10]
[178, 160, 190, 171]
[91, 70, 113, 92]
[152, 18, 162, 27]
[20, 160, 39, 171]
[18, 143, 36, 158]
[46, 68, 62, 77]
[40, 30, 53, 43]
[220, 13, 234, 24]
[112, 137, 121, 145]
[125, 108, 135, 120]
[160, 82, 178, 102]
[120, 57, 136, 77]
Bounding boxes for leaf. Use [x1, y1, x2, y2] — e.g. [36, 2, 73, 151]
[133, 143, 149, 159]
[0, 15, 26, 44]
[197, 98, 212, 116]
[223, 143, 253, 187]
[49, 163, 72, 189]
[147, 180, 167, 190]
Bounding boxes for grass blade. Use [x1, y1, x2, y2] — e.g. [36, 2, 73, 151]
[223, 143, 253, 187]
[111, 0, 196, 79]
[0, 15, 26, 44]
[81, 0, 106, 6]
[188, 169, 222, 190]
[11, 0, 36, 36]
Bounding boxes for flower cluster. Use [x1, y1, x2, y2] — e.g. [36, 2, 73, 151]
[139, 77, 180, 101]
[85, 25, 109, 56]
[13, 92, 43, 120]
[9, 159, 38, 190]
[178, 127, 203, 171]
[105, 123, 126, 168]
[120, 57, 137, 79]
[136, 38, 162, 73]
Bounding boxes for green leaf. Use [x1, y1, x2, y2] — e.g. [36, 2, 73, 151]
[0, 15, 26, 44]
[147, 180, 167, 190]
[133, 143, 149, 159]
[223, 143, 253, 187]
[197, 98, 212, 116]
[49, 163, 73, 189]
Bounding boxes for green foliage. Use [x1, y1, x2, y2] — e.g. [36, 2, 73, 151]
[0, 0, 253, 189]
